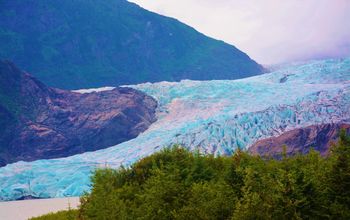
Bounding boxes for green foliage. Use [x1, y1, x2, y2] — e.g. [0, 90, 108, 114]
[34, 131, 350, 219]
[29, 209, 78, 220]
[327, 129, 350, 219]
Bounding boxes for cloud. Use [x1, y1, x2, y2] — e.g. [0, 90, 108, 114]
[129, 0, 350, 64]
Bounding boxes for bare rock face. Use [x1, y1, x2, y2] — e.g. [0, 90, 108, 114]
[0, 61, 157, 166]
[249, 123, 350, 157]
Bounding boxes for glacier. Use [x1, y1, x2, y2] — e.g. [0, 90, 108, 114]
[0, 58, 349, 201]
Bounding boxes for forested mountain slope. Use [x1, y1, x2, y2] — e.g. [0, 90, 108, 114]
[0, 0, 263, 89]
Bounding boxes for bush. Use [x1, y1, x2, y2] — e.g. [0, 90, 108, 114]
[29, 209, 78, 220]
[34, 131, 350, 219]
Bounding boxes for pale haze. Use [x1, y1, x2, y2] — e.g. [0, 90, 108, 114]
[129, 0, 350, 64]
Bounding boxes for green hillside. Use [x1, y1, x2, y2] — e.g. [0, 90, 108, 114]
[0, 0, 263, 89]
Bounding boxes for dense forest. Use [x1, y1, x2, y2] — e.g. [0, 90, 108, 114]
[32, 130, 350, 220]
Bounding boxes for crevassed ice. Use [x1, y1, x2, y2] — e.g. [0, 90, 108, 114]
[0, 58, 349, 200]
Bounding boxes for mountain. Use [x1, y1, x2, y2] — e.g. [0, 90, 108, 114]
[0, 0, 263, 89]
[0, 57, 349, 200]
[0, 60, 157, 166]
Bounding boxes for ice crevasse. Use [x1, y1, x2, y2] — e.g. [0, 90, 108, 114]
[0, 58, 349, 200]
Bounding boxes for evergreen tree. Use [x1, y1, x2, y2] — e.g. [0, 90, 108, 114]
[327, 129, 350, 219]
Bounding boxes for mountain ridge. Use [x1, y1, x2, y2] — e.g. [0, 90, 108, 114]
[0, 0, 263, 89]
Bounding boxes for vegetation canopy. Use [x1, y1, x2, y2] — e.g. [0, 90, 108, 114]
[32, 130, 350, 219]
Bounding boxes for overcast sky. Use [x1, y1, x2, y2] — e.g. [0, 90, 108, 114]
[129, 0, 350, 64]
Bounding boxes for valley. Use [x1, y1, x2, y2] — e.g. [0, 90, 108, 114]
[0, 0, 349, 219]
[0, 57, 349, 201]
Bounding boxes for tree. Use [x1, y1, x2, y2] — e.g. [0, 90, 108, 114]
[327, 129, 350, 219]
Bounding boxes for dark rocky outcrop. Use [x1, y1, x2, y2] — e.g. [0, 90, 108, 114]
[249, 123, 350, 157]
[0, 60, 157, 166]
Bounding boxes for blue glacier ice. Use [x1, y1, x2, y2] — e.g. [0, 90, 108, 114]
[0, 58, 350, 200]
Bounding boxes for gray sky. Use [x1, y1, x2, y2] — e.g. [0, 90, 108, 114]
[129, 0, 350, 64]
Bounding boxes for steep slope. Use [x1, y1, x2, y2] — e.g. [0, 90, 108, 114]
[249, 123, 350, 157]
[0, 60, 157, 166]
[0, 58, 349, 200]
[0, 0, 263, 89]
